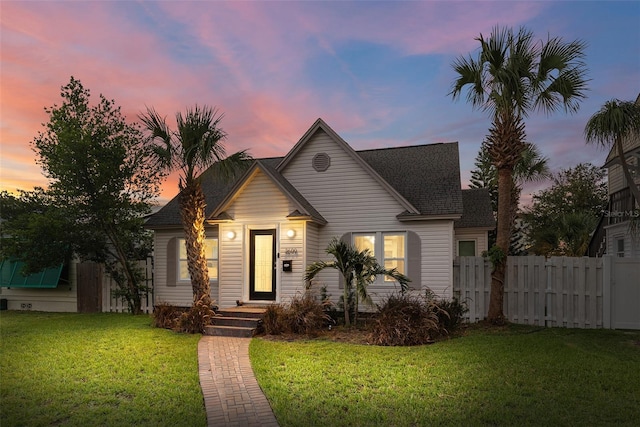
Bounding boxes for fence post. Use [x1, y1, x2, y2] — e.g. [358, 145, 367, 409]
[602, 256, 612, 329]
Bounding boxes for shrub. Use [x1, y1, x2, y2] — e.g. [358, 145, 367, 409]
[152, 303, 184, 329]
[368, 293, 439, 346]
[258, 293, 333, 337]
[424, 289, 468, 336]
[283, 293, 333, 336]
[176, 298, 215, 334]
[433, 297, 468, 334]
[261, 304, 286, 335]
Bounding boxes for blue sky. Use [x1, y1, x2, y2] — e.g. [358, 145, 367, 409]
[1, 1, 639, 204]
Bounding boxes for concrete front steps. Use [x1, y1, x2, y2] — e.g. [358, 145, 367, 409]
[204, 306, 267, 338]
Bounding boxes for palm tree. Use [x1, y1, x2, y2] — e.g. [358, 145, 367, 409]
[471, 141, 550, 252]
[450, 26, 588, 323]
[305, 238, 409, 327]
[140, 105, 251, 308]
[584, 98, 640, 207]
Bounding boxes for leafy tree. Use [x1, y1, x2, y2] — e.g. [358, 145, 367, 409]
[4, 77, 162, 314]
[305, 238, 409, 327]
[450, 26, 588, 323]
[139, 106, 251, 310]
[470, 140, 550, 253]
[584, 97, 640, 208]
[0, 189, 71, 273]
[523, 163, 607, 256]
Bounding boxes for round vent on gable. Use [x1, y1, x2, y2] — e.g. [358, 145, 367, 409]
[312, 152, 331, 172]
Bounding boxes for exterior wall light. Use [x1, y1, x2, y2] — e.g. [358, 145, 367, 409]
[286, 229, 296, 238]
[226, 230, 236, 240]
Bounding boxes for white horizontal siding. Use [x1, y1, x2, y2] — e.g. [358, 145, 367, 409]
[219, 170, 307, 307]
[153, 228, 219, 307]
[454, 229, 489, 257]
[281, 129, 455, 303]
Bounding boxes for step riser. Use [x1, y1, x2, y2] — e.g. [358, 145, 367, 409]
[204, 308, 266, 337]
[217, 310, 265, 319]
[213, 318, 260, 328]
[205, 325, 254, 338]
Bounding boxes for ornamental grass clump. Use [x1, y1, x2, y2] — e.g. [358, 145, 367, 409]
[368, 293, 440, 346]
[259, 293, 332, 337]
[152, 303, 185, 329]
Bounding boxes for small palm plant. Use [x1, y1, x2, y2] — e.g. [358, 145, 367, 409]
[305, 237, 410, 327]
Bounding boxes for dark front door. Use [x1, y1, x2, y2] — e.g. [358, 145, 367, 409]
[249, 229, 276, 301]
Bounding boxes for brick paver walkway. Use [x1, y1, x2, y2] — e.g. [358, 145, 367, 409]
[198, 336, 279, 427]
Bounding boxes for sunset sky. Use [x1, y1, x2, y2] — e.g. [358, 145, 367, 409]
[1, 1, 639, 206]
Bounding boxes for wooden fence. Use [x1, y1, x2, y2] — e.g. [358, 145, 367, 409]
[454, 256, 606, 328]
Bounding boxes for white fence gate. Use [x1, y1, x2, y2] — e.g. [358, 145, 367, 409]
[454, 256, 639, 330]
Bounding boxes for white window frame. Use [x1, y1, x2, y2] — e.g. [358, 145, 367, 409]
[178, 238, 219, 282]
[353, 232, 407, 284]
[457, 239, 477, 257]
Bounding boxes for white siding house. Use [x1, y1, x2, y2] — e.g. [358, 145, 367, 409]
[589, 94, 640, 258]
[145, 119, 494, 308]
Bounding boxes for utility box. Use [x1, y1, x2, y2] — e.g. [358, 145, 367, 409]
[282, 260, 293, 272]
[0, 299, 7, 311]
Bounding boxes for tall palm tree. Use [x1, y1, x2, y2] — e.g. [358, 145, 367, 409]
[305, 238, 409, 327]
[140, 105, 251, 307]
[451, 26, 588, 323]
[584, 98, 640, 207]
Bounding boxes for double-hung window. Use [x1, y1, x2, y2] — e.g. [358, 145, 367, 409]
[178, 238, 219, 281]
[353, 232, 406, 282]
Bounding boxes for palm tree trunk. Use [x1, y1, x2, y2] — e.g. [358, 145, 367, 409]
[342, 273, 351, 327]
[180, 181, 212, 307]
[488, 167, 513, 324]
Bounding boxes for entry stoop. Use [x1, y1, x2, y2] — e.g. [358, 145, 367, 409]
[204, 306, 267, 338]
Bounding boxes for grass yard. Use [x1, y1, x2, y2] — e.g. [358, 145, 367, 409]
[0, 311, 205, 427]
[251, 324, 640, 426]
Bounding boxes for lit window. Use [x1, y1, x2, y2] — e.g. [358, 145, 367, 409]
[383, 234, 405, 281]
[458, 240, 476, 257]
[354, 234, 375, 254]
[353, 232, 406, 283]
[179, 238, 218, 281]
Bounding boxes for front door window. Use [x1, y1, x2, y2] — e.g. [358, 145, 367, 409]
[249, 229, 276, 300]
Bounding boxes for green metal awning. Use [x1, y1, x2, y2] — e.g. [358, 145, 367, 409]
[0, 259, 63, 289]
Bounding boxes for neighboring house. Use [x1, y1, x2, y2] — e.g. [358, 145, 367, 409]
[0, 259, 75, 312]
[589, 95, 640, 257]
[145, 119, 494, 308]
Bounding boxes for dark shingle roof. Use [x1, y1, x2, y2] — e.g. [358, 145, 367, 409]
[357, 143, 463, 217]
[145, 127, 491, 228]
[454, 188, 495, 228]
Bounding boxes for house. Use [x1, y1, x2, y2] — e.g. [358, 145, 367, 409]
[589, 95, 640, 257]
[145, 119, 494, 308]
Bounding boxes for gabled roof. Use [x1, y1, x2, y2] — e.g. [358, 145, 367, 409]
[145, 118, 489, 228]
[210, 159, 327, 225]
[278, 119, 420, 215]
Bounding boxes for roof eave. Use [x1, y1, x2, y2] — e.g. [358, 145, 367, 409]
[397, 213, 462, 222]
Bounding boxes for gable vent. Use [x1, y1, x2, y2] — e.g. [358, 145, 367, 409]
[312, 152, 331, 172]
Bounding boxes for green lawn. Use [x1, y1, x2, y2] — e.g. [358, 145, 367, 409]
[3, 312, 639, 427]
[0, 311, 205, 427]
[251, 325, 640, 426]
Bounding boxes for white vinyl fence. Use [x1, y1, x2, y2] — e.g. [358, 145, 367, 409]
[100, 258, 154, 313]
[454, 256, 640, 330]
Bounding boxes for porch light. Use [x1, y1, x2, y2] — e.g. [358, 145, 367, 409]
[286, 229, 296, 238]
[226, 230, 236, 240]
